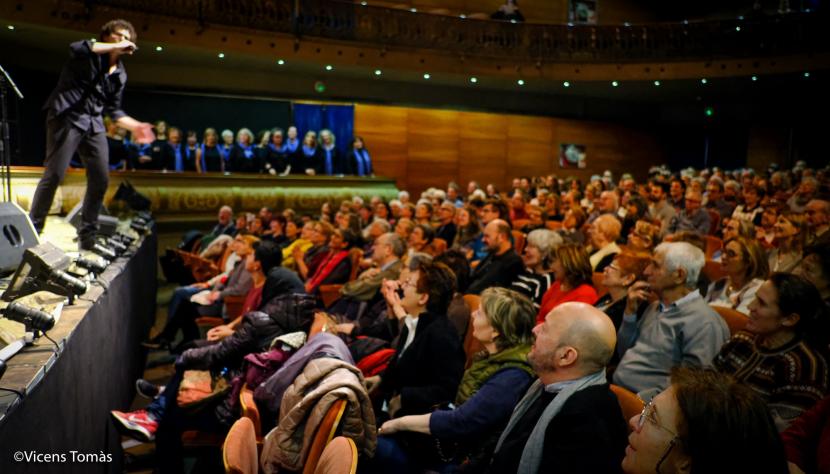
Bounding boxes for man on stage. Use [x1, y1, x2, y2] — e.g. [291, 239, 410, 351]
[29, 19, 154, 249]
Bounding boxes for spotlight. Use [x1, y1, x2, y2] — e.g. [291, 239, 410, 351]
[470, 77, 478, 83]
[751, 75, 758, 81]
[410, 7, 417, 12]
[7, 25, 14, 31]
[277, 59, 285, 65]
[612, 81, 619, 87]
[735, 26, 741, 32]
[517, 79, 525, 86]
[423, 73, 431, 80]
[218, 52, 225, 59]
[374, 69, 382, 76]
[654, 80, 661, 86]
[563, 81, 570, 87]
[155, 46, 163, 52]
[325, 65, 333, 71]
[2, 301, 55, 332]
[2, 242, 87, 304]
[701, 78, 708, 84]
[804, 72, 811, 78]
[88, 242, 117, 261]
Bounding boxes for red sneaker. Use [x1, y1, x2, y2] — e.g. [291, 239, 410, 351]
[110, 409, 158, 442]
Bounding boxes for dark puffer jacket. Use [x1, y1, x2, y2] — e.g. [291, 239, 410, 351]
[177, 293, 318, 371]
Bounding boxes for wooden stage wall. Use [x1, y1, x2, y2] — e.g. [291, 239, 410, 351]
[355, 103, 665, 197]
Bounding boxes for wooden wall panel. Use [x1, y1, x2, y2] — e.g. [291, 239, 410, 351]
[355, 103, 664, 196]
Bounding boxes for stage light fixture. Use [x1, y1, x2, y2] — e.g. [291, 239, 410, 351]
[2, 301, 56, 333]
[704, 106, 715, 117]
[2, 242, 87, 304]
[75, 256, 107, 275]
[459, 14, 466, 19]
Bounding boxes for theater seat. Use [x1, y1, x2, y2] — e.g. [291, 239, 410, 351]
[319, 284, 344, 308]
[313, 436, 358, 474]
[610, 384, 644, 430]
[223, 417, 258, 474]
[511, 230, 526, 254]
[592, 272, 608, 299]
[461, 294, 484, 369]
[704, 235, 723, 259]
[702, 260, 726, 282]
[302, 399, 348, 474]
[240, 384, 263, 443]
[710, 305, 749, 335]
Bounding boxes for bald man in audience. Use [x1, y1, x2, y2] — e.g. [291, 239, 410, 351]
[487, 302, 627, 474]
[467, 219, 524, 295]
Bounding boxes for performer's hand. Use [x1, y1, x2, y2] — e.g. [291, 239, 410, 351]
[132, 122, 155, 144]
[115, 39, 138, 55]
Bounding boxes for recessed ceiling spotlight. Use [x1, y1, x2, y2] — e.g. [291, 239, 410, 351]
[155, 46, 163, 52]
[517, 79, 525, 86]
[325, 64, 333, 71]
[423, 73, 431, 79]
[277, 59, 285, 65]
[611, 81, 619, 87]
[218, 52, 225, 58]
[374, 69, 382, 76]
[701, 78, 708, 84]
[470, 77, 478, 83]
[654, 80, 661, 86]
[563, 81, 570, 87]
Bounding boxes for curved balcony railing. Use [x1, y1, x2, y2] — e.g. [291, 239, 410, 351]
[87, 0, 827, 61]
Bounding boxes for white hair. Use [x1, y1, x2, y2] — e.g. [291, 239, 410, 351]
[389, 199, 402, 208]
[221, 129, 234, 139]
[398, 190, 410, 200]
[655, 242, 704, 289]
[352, 195, 364, 206]
[526, 229, 563, 261]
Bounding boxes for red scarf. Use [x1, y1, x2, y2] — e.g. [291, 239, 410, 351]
[305, 250, 349, 293]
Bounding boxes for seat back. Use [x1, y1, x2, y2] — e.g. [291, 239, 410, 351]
[707, 210, 721, 235]
[224, 294, 248, 320]
[702, 259, 727, 282]
[313, 436, 358, 474]
[710, 305, 749, 335]
[318, 284, 344, 308]
[302, 399, 348, 474]
[461, 294, 484, 369]
[431, 238, 448, 256]
[511, 230, 526, 255]
[592, 272, 608, 298]
[223, 417, 258, 474]
[239, 384, 262, 441]
[609, 384, 644, 431]
[704, 235, 723, 259]
[347, 248, 363, 281]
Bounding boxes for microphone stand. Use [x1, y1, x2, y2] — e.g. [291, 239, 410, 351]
[0, 64, 24, 203]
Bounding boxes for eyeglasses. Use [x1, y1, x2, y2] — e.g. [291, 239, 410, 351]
[636, 399, 678, 437]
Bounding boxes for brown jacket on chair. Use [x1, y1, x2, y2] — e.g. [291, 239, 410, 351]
[260, 358, 377, 473]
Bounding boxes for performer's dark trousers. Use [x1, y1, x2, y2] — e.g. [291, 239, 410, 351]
[29, 115, 109, 240]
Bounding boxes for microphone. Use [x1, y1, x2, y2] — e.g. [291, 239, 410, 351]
[3, 301, 56, 332]
[106, 238, 127, 255]
[76, 257, 107, 274]
[49, 269, 88, 296]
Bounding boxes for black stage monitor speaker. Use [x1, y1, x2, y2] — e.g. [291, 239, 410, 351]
[66, 201, 118, 237]
[2, 241, 87, 303]
[0, 202, 40, 275]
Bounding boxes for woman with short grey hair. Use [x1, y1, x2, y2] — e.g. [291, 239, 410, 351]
[511, 229, 563, 306]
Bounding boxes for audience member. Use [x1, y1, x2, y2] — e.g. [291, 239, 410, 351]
[614, 242, 730, 398]
[705, 236, 769, 314]
[714, 273, 830, 430]
[467, 219, 524, 295]
[537, 244, 598, 323]
[511, 229, 562, 306]
[667, 190, 711, 236]
[768, 211, 807, 273]
[595, 251, 651, 330]
[588, 214, 623, 271]
[487, 302, 627, 473]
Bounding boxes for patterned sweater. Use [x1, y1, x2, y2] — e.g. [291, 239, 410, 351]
[714, 331, 830, 431]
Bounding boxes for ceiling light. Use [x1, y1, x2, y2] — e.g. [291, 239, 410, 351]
[7, 25, 15, 31]
[751, 75, 757, 81]
[374, 69, 382, 76]
[325, 65, 333, 71]
[654, 80, 661, 86]
[804, 72, 811, 78]
[470, 77, 478, 83]
[155, 46, 163, 52]
[563, 81, 570, 87]
[410, 7, 417, 12]
[277, 59, 285, 65]
[517, 79, 525, 86]
[459, 14, 466, 19]
[701, 78, 708, 84]
[218, 52, 225, 58]
[423, 73, 431, 79]
[360, 1, 367, 5]
[735, 26, 741, 32]
[611, 81, 619, 87]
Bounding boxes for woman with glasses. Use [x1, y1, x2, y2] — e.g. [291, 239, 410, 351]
[374, 287, 536, 472]
[705, 236, 769, 314]
[536, 244, 598, 323]
[622, 367, 788, 474]
[595, 251, 651, 330]
[713, 273, 830, 431]
[511, 229, 562, 306]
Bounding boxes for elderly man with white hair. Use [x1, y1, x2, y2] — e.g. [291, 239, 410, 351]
[613, 242, 730, 399]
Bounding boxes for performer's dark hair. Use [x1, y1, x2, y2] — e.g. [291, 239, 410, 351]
[100, 19, 137, 42]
